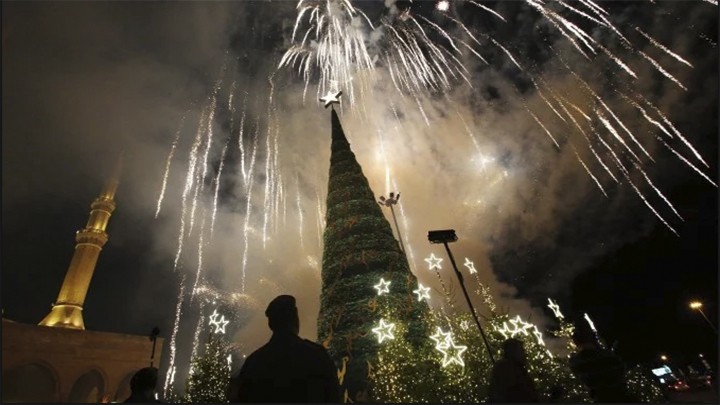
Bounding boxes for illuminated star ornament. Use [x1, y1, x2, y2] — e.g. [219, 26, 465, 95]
[425, 253, 443, 271]
[429, 327, 453, 349]
[413, 282, 431, 301]
[430, 327, 467, 367]
[547, 298, 564, 319]
[372, 319, 396, 343]
[508, 315, 533, 336]
[374, 278, 391, 296]
[319, 90, 342, 108]
[463, 257, 478, 274]
[209, 309, 230, 334]
[532, 325, 546, 346]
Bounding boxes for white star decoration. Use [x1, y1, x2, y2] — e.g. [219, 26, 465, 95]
[532, 325, 545, 346]
[209, 309, 230, 334]
[424, 253, 443, 271]
[372, 319, 396, 343]
[429, 327, 453, 349]
[509, 315, 533, 336]
[437, 336, 468, 368]
[429, 327, 467, 367]
[584, 313, 597, 332]
[463, 258, 478, 274]
[374, 278, 391, 296]
[547, 298, 564, 319]
[319, 90, 342, 108]
[413, 283, 431, 301]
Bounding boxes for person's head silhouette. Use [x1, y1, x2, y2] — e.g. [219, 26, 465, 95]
[127, 367, 158, 402]
[502, 338, 527, 365]
[265, 295, 300, 335]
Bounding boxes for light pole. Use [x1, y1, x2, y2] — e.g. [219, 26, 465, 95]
[379, 192, 406, 253]
[428, 229, 495, 364]
[149, 326, 160, 367]
[690, 301, 717, 334]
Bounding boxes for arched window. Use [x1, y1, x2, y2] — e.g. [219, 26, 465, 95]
[68, 369, 105, 403]
[2, 362, 58, 402]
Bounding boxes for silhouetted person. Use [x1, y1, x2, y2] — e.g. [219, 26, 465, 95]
[124, 367, 161, 403]
[489, 338, 539, 403]
[228, 295, 341, 403]
[569, 324, 637, 403]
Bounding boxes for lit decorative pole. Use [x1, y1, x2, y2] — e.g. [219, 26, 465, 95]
[378, 192, 406, 253]
[689, 301, 717, 334]
[428, 229, 495, 364]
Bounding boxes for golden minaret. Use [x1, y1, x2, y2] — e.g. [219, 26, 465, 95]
[39, 155, 123, 330]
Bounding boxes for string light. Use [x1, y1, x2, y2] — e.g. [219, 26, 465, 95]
[374, 278, 391, 296]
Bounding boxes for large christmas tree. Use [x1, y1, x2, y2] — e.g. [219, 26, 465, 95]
[318, 107, 430, 402]
[184, 332, 231, 403]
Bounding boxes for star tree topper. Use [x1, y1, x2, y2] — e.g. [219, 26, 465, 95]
[374, 278, 391, 296]
[319, 90, 342, 108]
[372, 319, 396, 343]
[424, 253, 443, 271]
[209, 309, 230, 334]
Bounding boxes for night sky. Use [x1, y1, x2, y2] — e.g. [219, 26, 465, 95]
[2, 0, 717, 379]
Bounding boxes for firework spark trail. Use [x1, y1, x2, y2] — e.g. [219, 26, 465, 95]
[262, 123, 272, 250]
[572, 145, 608, 197]
[455, 108, 481, 153]
[296, 171, 305, 251]
[614, 158, 678, 236]
[376, 127, 392, 192]
[658, 138, 718, 187]
[156, 114, 186, 218]
[467, 0, 506, 22]
[527, 108, 560, 149]
[173, 106, 207, 271]
[532, 79, 568, 124]
[595, 111, 641, 163]
[617, 92, 674, 138]
[637, 50, 687, 90]
[315, 189, 324, 248]
[634, 92, 710, 168]
[210, 140, 229, 238]
[701, 0, 718, 6]
[191, 212, 207, 301]
[593, 96, 653, 161]
[272, 125, 282, 235]
[634, 163, 683, 220]
[190, 302, 206, 363]
[238, 101, 249, 186]
[391, 177, 416, 272]
[164, 275, 186, 395]
[239, 121, 260, 293]
[557, 98, 619, 183]
[635, 27, 694, 68]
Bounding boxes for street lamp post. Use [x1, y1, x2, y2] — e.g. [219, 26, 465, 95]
[379, 192, 406, 253]
[690, 301, 717, 334]
[428, 229, 495, 364]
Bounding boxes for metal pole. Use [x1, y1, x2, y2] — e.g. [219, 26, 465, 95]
[442, 241, 495, 364]
[389, 205, 406, 254]
[698, 309, 718, 334]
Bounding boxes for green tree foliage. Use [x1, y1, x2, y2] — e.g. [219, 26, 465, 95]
[184, 333, 230, 403]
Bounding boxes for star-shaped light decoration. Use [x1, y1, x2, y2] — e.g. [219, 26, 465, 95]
[374, 278, 391, 296]
[584, 313, 597, 332]
[424, 253, 443, 271]
[372, 319, 396, 343]
[547, 298, 564, 320]
[209, 309, 230, 334]
[463, 258, 478, 274]
[429, 327, 453, 349]
[436, 336, 468, 368]
[508, 315, 533, 337]
[413, 283, 431, 302]
[319, 90, 342, 108]
[494, 323, 511, 339]
[460, 320, 470, 331]
[532, 325, 545, 346]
